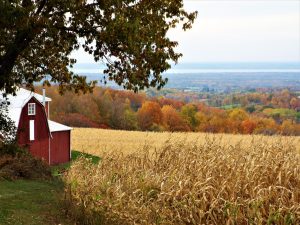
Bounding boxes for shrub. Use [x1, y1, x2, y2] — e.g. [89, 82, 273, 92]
[0, 143, 24, 156]
[0, 149, 52, 181]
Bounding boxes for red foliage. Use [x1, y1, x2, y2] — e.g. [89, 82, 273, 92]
[54, 113, 102, 128]
[242, 119, 257, 134]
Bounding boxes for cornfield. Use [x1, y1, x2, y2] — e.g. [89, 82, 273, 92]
[65, 129, 300, 225]
[71, 128, 300, 156]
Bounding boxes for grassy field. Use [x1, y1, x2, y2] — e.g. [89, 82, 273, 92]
[0, 180, 70, 225]
[66, 130, 300, 224]
[0, 151, 100, 225]
[72, 128, 300, 156]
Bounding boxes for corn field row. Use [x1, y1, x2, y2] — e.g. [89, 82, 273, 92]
[65, 134, 300, 225]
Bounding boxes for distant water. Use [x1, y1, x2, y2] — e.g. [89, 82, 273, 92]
[71, 62, 300, 74]
[80, 72, 299, 91]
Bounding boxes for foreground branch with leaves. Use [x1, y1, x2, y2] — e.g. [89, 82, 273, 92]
[0, 0, 196, 94]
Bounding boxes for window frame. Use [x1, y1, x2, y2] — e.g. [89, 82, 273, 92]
[28, 103, 36, 116]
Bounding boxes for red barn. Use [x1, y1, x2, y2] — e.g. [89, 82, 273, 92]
[2, 88, 71, 165]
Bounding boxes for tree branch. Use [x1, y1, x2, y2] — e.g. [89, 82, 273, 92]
[35, 0, 47, 15]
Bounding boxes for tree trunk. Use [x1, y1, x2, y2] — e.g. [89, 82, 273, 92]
[0, 29, 36, 93]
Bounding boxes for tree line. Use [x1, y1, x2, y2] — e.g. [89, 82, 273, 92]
[39, 86, 300, 135]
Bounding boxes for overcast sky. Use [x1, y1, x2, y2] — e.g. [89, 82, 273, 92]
[72, 0, 300, 64]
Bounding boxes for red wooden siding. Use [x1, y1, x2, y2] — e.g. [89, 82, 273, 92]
[16, 96, 70, 165]
[50, 131, 71, 165]
[17, 97, 50, 163]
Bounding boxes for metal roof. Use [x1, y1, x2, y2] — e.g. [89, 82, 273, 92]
[48, 120, 72, 132]
[1, 88, 71, 132]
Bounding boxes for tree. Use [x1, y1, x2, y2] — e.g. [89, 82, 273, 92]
[228, 109, 248, 121]
[122, 99, 138, 130]
[290, 97, 300, 110]
[181, 104, 198, 130]
[96, 90, 114, 125]
[0, 0, 197, 94]
[280, 120, 300, 136]
[137, 101, 162, 130]
[161, 105, 189, 131]
[56, 113, 101, 128]
[254, 118, 279, 135]
[241, 119, 257, 134]
[0, 100, 16, 144]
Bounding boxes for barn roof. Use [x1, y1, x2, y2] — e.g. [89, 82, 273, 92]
[1, 87, 71, 133]
[0, 88, 51, 108]
[48, 120, 72, 132]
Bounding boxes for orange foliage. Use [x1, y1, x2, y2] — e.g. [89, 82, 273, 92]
[281, 120, 300, 135]
[35, 86, 300, 136]
[56, 113, 103, 128]
[242, 119, 257, 134]
[158, 98, 184, 110]
[137, 101, 163, 131]
[161, 105, 190, 131]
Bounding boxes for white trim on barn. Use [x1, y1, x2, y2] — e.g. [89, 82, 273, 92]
[29, 120, 35, 140]
[28, 103, 36, 115]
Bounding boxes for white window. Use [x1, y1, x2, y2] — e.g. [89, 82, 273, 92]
[29, 120, 35, 141]
[28, 103, 36, 115]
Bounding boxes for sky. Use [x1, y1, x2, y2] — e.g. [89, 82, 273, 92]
[72, 0, 300, 64]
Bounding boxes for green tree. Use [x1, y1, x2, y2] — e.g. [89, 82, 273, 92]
[0, 0, 197, 94]
[97, 90, 113, 125]
[0, 100, 16, 144]
[122, 99, 138, 130]
[181, 104, 198, 130]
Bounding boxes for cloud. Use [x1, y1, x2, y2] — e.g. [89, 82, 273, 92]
[72, 0, 300, 63]
[170, 0, 300, 62]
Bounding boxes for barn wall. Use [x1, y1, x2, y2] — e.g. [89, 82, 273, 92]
[17, 98, 50, 163]
[50, 130, 70, 165]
